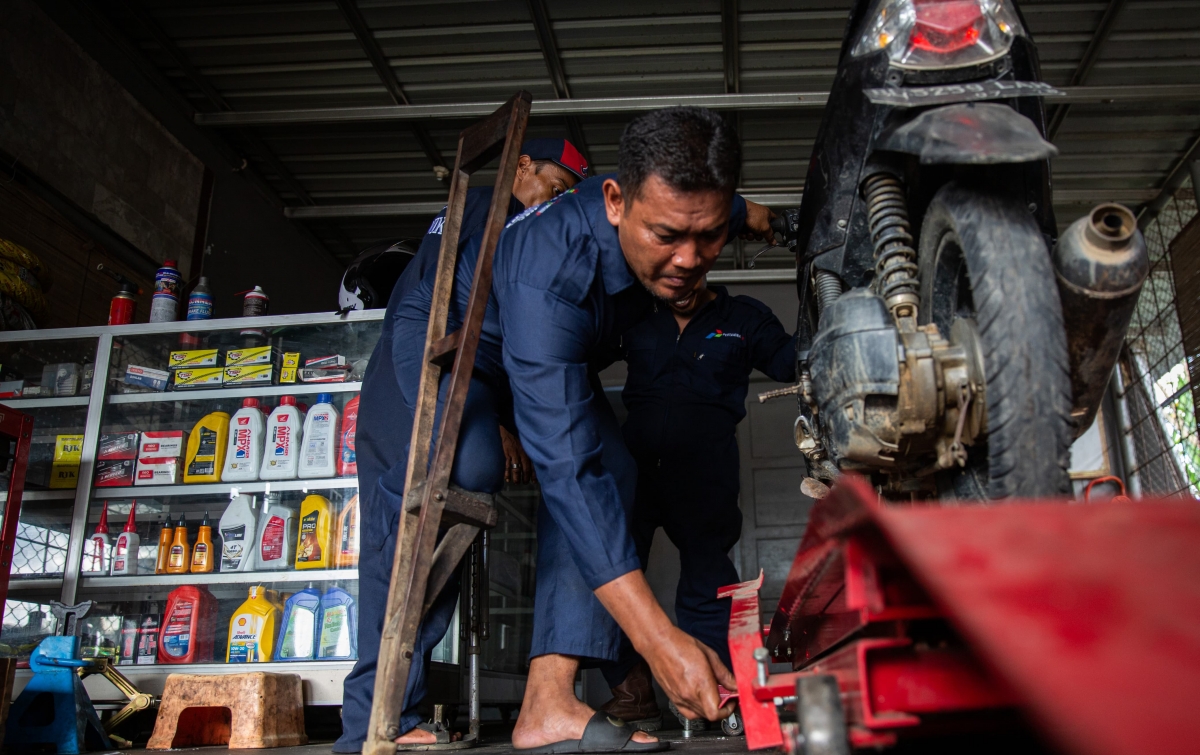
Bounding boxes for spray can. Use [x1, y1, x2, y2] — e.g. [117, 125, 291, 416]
[149, 260, 182, 323]
[97, 264, 142, 325]
[242, 286, 269, 317]
[186, 276, 213, 321]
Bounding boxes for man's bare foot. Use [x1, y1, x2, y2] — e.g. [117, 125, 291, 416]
[511, 654, 658, 750]
[394, 726, 462, 745]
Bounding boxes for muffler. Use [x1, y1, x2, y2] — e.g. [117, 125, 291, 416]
[1053, 203, 1148, 437]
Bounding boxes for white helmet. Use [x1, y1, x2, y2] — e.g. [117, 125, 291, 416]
[338, 240, 417, 312]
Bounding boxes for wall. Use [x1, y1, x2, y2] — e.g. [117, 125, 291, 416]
[0, 0, 203, 277]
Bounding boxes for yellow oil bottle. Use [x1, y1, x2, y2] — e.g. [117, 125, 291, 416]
[190, 511, 214, 573]
[184, 411, 231, 484]
[227, 586, 280, 663]
[165, 515, 190, 575]
[295, 494, 333, 570]
[334, 494, 359, 568]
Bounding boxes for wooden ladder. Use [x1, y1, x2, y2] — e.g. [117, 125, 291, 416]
[365, 91, 531, 755]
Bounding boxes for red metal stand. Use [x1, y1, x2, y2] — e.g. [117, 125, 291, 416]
[0, 404, 34, 609]
[726, 475, 1200, 755]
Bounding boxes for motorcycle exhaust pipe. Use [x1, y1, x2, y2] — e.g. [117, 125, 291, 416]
[1053, 203, 1148, 438]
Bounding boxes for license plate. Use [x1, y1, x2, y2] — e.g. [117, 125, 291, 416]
[865, 80, 1064, 107]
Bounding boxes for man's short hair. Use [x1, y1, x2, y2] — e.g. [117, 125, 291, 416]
[617, 107, 741, 202]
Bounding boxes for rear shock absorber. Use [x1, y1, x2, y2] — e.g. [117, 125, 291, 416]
[862, 172, 920, 322]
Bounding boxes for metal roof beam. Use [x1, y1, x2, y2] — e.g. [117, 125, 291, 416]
[1136, 132, 1200, 228]
[1046, 0, 1128, 140]
[722, 0, 740, 94]
[194, 85, 1200, 127]
[333, 0, 447, 175]
[525, 0, 592, 166]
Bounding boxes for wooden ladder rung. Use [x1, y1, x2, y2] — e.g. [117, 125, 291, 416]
[428, 329, 461, 367]
[404, 482, 498, 529]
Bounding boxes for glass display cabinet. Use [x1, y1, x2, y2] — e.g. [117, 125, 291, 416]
[0, 311, 537, 711]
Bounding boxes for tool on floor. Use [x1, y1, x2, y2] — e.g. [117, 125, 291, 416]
[366, 91, 530, 755]
[76, 655, 154, 748]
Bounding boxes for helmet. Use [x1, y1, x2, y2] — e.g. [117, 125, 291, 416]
[339, 240, 417, 312]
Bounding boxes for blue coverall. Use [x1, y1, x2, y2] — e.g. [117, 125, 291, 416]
[603, 287, 796, 686]
[339, 175, 748, 749]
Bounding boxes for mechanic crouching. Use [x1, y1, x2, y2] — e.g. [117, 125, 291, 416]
[601, 276, 796, 729]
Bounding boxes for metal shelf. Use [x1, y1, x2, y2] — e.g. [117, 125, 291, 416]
[79, 567, 357, 589]
[90, 477, 359, 499]
[6, 577, 63, 592]
[0, 396, 90, 409]
[108, 382, 362, 405]
[0, 489, 76, 503]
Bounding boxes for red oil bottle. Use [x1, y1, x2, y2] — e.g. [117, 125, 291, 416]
[158, 585, 217, 664]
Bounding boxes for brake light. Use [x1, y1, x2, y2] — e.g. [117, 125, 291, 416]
[852, 0, 1024, 70]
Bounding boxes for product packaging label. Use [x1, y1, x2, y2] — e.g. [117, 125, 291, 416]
[168, 544, 186, 569]
[162, 602, 194, 658]
[224, 365, 274, 385]
[228, 613, 263, 663]
[168, 350, 219, 368]
[320, 606, 351, 658]
[225, 346, 277, 367]
[232, 426, 254, 461]
[119, 624, 139, 665]
[188, 427, 219, 477]
[297, 511, 322, 564]
[261, 516, 285, 562]
[54, 435, 85, 462]
[222, 525, 246, 570]
[272, 424, 291, 458]
[172, 367, 224, 388]
[98, 433, 139, 460]
[304, 436, 330, 468]
[340, 513, 357, 557]
[279, 606, 316, 659]
[191, 542, 208, 567]
[137, 618, 160, 665]
[94, 459, 135, 487]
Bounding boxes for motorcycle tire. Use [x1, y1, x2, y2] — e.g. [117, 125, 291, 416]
[918, 183, 1072, 499]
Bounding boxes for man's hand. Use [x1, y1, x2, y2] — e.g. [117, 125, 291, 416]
[742, 200, 777, 244]
[499, 426, 535, 484]
[595, 571, 736, 722]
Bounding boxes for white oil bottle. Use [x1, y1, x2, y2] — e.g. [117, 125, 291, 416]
[223, 398, 265, 482]
[299, 393, 340, 479]
[220, 494, 260, 572]
[260, 396, 303, 480]
[255, 493, 296, 571]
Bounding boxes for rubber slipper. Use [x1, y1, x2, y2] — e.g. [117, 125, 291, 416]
[514, 711, 670, 754]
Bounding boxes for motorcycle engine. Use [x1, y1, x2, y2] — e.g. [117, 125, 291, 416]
[808, 289, 985, 476]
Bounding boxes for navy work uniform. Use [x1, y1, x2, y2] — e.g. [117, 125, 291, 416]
[604, 287, 795, 686]
[340, 175, 749, 750]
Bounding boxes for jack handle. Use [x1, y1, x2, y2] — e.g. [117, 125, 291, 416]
[1084, 475, 1131, 503]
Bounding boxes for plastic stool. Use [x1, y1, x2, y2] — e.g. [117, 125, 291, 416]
[147, 672, 307, 749]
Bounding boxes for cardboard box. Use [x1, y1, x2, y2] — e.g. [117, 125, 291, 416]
[94, 458, 135, 487]
[304, 354, 347, 369]
[172, 367, 224, 389]
[98, 433, 139, 460]
[125, 365, 169, 392]
[138, 430, 187, 460]
[223, 365, 274, 386]
[81, 363, 94, 394]
[49, 462, 79, 489]
[54, 434, 85, 462]
[135, 457, 180, 486]
[168, 349, 219, 369]
[280, 367, 297, 384]
[42, 363, 80, 396]
[282, 352, 301, 368]
[299, 367, 351, 383]
[225, 346, 278, 367]
[0, 379, 24, 398]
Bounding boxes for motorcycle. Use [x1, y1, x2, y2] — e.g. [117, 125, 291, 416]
[764, 0, 1149, 499]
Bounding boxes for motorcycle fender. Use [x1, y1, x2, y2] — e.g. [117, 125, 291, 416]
[875, 102, 1057, 165]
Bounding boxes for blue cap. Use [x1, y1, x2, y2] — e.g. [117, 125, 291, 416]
[317, 393, 332, 404]
[520, 138, 589, 180]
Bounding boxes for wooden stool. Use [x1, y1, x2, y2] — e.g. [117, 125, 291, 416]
[147, 672, 307, 749]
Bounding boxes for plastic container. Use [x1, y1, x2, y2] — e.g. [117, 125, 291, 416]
[220, 494, 259, 572]
[165, 515, 190, 574]
[255, 494, 296, 571]
[190, 511, 214, 573]
[119, 615, 140, 665]
[223, 398, 265, 482]
[299, 394, 340, 479]
[339, 395, 359, 476]
[295, 494, 333, 570]
[275, 586, 321, 661]
[184, 411, 231, 483]
[85, 503, 110, 573]
[227, 586, 281, 663]
[186, 276, 213, 321]
[318, 586, 358, 660]
[136, 609, 160, 665]
[159, 585, 217, 664]
[110, 501, 140, 576]
[335, 494, 359, 568]
[260, 397, 302, 480]
[154, 521, 173, 574]
[242, 285, 269, 317]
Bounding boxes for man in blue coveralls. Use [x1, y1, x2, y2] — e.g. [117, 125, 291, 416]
[346, 107, 776, 753]
[598, 278, 796, 729]
[338, 138, 588, 754]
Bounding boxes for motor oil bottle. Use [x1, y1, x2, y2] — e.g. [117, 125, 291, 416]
[335, 494, 359, 568]
[296, 494, 333, 570]
[84, 503, 110, 573]
[159, 585, 217, 664]
[318, 586, 358, 660]
[227, 586, 280, 663]
[275, 586, 321, 661]
[186, 276, 213, 321]
[339, 395, 359, 477]
[190, 511, 214, 573]
[224, 398, 265, 481]
[184, 411, 231, 483]
[256, 493, 296, 570]
[118, 615, 140, 665]
[260, 397, 302, 480]
[299, 394, 340, 479]
[154, 519, 173, 574]
[220, 494, 259, 572]
[165, 515, 190, 574]
[137, 608, 160, 665]
[110, 501, 140, 576]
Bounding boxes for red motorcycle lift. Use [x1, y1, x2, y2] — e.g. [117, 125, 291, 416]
[723, 475, 1200, 755]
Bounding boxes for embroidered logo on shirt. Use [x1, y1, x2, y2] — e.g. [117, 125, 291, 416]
[427, 215, 447, 235]
[504, 188, 578, 229]
[705, 329, 744, 340]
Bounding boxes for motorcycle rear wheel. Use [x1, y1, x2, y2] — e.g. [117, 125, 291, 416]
[918, 183, 1072, 499]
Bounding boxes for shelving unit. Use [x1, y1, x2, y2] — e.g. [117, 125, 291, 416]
[107, 382, 363, 405]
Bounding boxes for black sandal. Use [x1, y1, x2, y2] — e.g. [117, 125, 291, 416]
[514, 711, 670, 754]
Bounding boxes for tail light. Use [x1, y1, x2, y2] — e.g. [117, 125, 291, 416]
[852, 0, 1024, 70]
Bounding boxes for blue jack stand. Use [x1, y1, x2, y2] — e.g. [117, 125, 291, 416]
[3, 635, 113, 754]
